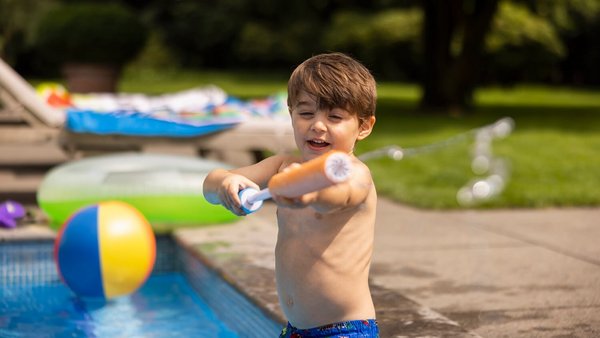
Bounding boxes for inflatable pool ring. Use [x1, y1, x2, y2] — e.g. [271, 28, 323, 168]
[38, 153, 239, 231]
[54, 201, 155, 299]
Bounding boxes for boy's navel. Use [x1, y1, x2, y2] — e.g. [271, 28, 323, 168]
[286, 294, 294, 307]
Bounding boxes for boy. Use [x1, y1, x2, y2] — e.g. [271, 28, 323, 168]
[203, 52, 378, 337]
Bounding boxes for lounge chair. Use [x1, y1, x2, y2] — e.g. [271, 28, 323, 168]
[0, 57, 296, 167]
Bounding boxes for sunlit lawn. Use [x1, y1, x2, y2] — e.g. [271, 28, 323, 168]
[119, 68, 600, 209]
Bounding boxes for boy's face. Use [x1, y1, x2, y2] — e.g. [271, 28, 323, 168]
[290, 91, 375, 161]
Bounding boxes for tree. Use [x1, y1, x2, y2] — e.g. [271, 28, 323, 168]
[0, 0, 57, 64]
[420, 0, 500, 112]
[418, 0, 600, 112]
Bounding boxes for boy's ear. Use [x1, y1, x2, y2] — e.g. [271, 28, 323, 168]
[357, 116, 376, 140]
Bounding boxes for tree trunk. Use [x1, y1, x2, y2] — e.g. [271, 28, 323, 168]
[420, 0, 499, 113]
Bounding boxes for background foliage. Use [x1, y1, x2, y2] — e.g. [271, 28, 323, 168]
[1, 0, 598, 208]
[35, 3, 147, 66]
[1, 0, 598, 86]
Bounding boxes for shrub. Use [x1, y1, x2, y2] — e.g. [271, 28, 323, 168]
[322, 8, 423, 81]
[35, 3, 147, 66]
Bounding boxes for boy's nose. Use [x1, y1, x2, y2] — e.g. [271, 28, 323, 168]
[310, 119, 327, 132]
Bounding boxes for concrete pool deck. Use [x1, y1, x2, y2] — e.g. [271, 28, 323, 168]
[174, 200, 600, 337]
[2, 201, 599, 337]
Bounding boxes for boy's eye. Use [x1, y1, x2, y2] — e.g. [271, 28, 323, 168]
[329, 115, 342, 120]
[299, 112, 313, 117]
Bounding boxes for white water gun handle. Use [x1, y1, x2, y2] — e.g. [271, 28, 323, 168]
[238, 188, 271, 213]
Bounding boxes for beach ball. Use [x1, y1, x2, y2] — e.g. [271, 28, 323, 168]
[54, 201, 156, 299]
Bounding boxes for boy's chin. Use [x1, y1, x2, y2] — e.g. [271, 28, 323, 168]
[304, 145, 331, 157]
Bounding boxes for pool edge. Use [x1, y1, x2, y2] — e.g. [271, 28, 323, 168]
[173, 232, 286, 327]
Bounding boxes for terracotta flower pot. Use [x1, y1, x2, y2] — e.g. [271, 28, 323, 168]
[62, 63, 121, 93]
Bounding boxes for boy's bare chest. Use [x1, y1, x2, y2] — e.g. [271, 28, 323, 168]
[275, 206, 374, 280]
[275, 207, 365, 259]
[276, 207, 338, 235]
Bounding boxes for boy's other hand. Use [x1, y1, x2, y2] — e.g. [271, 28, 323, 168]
[219, 174, 259, 216]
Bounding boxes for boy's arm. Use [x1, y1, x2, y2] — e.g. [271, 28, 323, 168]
[202, 154, 289, 213]
[274, 158, 373, 214]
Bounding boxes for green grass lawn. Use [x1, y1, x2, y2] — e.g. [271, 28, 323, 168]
[119, 69, 600, 209]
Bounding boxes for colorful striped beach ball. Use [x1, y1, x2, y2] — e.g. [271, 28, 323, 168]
[54, 201, 156, 299]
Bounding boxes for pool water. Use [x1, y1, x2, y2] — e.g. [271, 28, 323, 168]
[1, 274, 237, 337]
[0, 238, 282, 337]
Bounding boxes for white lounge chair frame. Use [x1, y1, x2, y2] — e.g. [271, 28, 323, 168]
[0, 58, 296, 165]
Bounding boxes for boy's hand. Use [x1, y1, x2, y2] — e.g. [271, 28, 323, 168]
[219, 174, 259, 216]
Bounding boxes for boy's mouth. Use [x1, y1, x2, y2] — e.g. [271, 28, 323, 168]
[307, 139, 330, 149]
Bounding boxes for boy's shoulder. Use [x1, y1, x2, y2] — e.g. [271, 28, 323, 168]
[279, 153, 304, 168]
[256, 153, 303, 174]
[351, 156, 373, 179]
[350, 157, 376, 196]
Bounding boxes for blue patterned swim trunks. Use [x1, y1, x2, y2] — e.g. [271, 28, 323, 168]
[279, 319, 379, 338]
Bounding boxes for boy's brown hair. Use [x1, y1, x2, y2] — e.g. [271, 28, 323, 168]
[287, 52, 377, 125]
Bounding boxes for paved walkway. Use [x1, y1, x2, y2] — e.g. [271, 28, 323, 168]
[371, 199, 600, 337]
[175, 198, 600, 337]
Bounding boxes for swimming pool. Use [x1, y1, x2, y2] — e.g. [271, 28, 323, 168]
[0, 236, 282, 337]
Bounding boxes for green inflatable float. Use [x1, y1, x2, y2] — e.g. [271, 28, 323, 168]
[37, 153, 238, 232]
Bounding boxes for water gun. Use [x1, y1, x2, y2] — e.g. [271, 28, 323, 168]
[238, 151, 353, 214]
